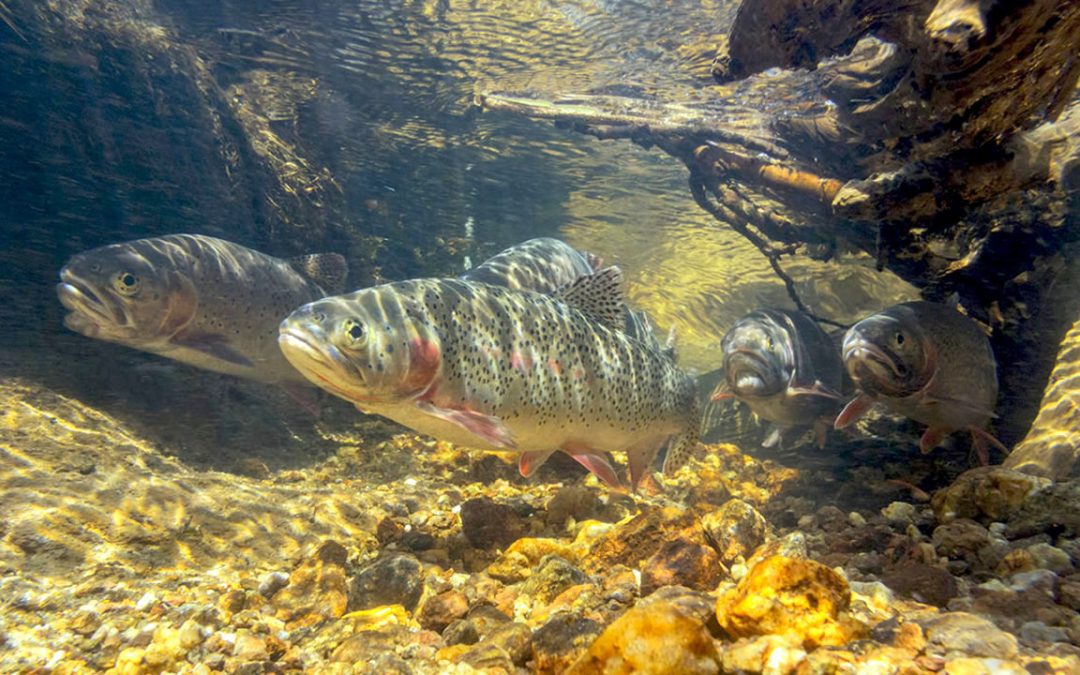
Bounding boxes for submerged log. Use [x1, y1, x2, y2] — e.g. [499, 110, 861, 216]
[480, 0, 1080, 455]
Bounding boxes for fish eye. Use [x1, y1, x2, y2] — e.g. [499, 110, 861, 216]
[113, 272, 139, 295]
[342, 319, 367, 346]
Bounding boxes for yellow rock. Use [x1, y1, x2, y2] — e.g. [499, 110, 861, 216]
[107, 647, 145, 675]
[486, 537, 580, 583]
[716, 556, 867, 649]
[719, 634, 805, 674]
[341, 603, 417, 631]
[566, 599, 721, 674]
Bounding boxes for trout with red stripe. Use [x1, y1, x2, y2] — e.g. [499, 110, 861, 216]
[277, 267, 699, 489]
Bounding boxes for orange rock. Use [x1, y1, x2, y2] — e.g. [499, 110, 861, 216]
[567, 598, 721, 674]
[716, 556, 867, 649]
[584, 507, 700, 573]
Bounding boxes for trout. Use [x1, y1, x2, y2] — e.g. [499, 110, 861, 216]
[278, 267, 699, 488]
[57, 234, 347, 386]
[834, 301, 1007, 464]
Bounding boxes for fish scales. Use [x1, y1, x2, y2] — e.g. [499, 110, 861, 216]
[279, 273, 699, 488]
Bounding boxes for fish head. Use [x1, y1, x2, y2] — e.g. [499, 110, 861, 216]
[56, 242, 197, 347]
[842, 310, 931, 398]
[278, 290, 442, 406]
[720, 314, 792, 398]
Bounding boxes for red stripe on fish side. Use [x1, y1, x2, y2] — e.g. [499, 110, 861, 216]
[404, 337, 441, 395]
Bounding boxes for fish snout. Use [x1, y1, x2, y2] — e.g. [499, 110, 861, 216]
[56, 274, 117, 329]
[842, 337, 910, 392]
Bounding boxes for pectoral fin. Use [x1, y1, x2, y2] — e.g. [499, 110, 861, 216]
[787, 380, 843, 400]
[414, 401, 516, 449]
[172, 332, 254, 367]
[834, 394, 875, 429]
[919, 426, 949, 454]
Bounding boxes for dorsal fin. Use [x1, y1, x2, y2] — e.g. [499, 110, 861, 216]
[289, 253, 349, 294]
[556, 266, 625, 330]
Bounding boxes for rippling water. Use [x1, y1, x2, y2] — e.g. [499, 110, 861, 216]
[145, 0, 909, 370]
[0, 0, 914, 375]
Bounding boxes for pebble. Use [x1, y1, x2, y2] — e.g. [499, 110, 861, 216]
[232, 632, 268, 661]
[940, 657, 1028, 675]
[881, 501, 917, 528]
[348, 553, 424, 612]
[745, 532, 808, 568]
[720, 634, 806, 674]
[257, 571, 290, 599]
[486, 537, 580, 583]
[1018, 620, 1070, 644]
[418, 589, 470, 632]
[566, 596, 721, 674]
[583, 507, 699, 573]
[640, 538, 724, 595]
[460, 497, 525, 549]
[531, 614, 603, 674]
[930, 467, 1050, 524]
[1026, 542, 1074, 574]
[135, 592, 158, 612]
[701, 499, 768, 566]
[919, 612, 1019, 660]
[880, 563, 959, 607]
[453, 620, 531, 668]
[520, 555, 589, 604]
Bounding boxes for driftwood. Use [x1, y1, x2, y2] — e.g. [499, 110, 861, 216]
[480, 0, 1080, 449]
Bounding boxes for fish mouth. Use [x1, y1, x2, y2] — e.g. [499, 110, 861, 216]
[725, 348, 783, 397]
[56, 270, 129, 336]
[278, 326, 374, 403]
[842, 337, 907, 392]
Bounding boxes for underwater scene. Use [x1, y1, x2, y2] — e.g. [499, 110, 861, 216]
[1, 0, 1079, 673]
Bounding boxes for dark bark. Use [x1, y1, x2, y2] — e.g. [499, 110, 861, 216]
[480, 0, 1080, 448]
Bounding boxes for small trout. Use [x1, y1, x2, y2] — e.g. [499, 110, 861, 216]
[57, 234, 347, 385]
[711, 308, 844, 448]
[278, 267, 699, 489]
[834, 301, 1007, 464]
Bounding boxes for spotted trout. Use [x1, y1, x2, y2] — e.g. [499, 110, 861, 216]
[466, 237, 673, 356]
[711, 308, 845, 449]
[57, 234, 347, 386]
[462, 237, 600, 295]
[278, 267, 699, 489]
[834, 301, 1007, 464]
